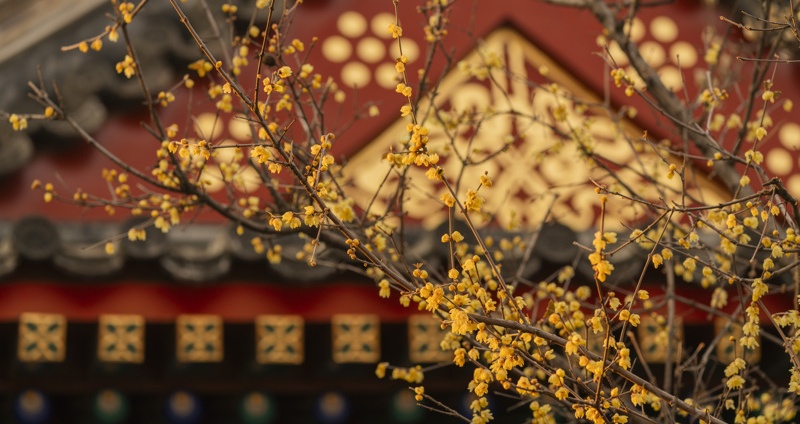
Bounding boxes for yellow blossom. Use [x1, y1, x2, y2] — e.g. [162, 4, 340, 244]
[188, 59, 213, 77]
[9, 114, 27, 131]
[612, 414, 629, 423]
[115, 55, 136, 78]
[705, 42, 720, 64]
[462, 258, 475, 271]
[118, 1, 134, 23]
[724, 358, 746, 377]
[710, 287, 727, 309]
[277, 66, 292, 78]
[269, 216, 282, 231]
[108, 26, 119, 42]
[651, 253, 663, 268]
[726, 375, 745, 390]
[751, 278, 768, 301]
[617, 348, 631, 369]
[755, 127, 767, 141]
[413, 386, 425, 401]
[464, 189, 484, 212]
[388, 22, 403, 38]
[375, 362, 388, 378]
[625, 86, 634, 97]
[449, 308, 474, 335]
[739, 175, 750, 187]
[454, 348, 466, 367]
[683, 257, 697, 272]
[441, 192, 456, 208]
[610, 68, 626, 87]
[157, 91, 175, 107]
[395, 83, 412, 97]
[589, 252, 614, 282]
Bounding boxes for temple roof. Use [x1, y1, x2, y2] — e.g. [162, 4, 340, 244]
[1, 0, 797, 289]
[4, 0, 800, 222]
[0, 216, 607, 283]
[1, 3, 799, 423]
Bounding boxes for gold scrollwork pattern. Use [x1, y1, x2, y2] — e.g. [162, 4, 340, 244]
[98, 314, 145, 363]
[18, 312, 67, 362]
[321, 10, 420, 89]
[176, 314, 224, 363]
[344, 28, 726, 232]
[637, 315, 683, 364]
[714, 317, 760, 364]
[255, 315, 304, 364]
[408, 314, 451, 363]
[331, 314, 380, 363]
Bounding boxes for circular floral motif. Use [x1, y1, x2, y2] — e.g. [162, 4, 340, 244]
[609, 15, 699, 92]
[194, 112, 261, 193]
[612, 15, 800, 193]
[321, 11, 420, 89]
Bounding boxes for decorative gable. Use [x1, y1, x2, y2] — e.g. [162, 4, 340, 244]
[343, 27, 727, 232]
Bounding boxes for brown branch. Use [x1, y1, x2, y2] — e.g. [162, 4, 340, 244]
[469, 313, 728, 424]
[584, 0, 752, 197]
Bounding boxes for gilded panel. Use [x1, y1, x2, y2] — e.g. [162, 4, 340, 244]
[331, 314, 380, 363]
[98, 314, 145, 363]
[176, 314, 223, 363]
[255, 315, 304, 364]
[18, 312, 67, 362]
